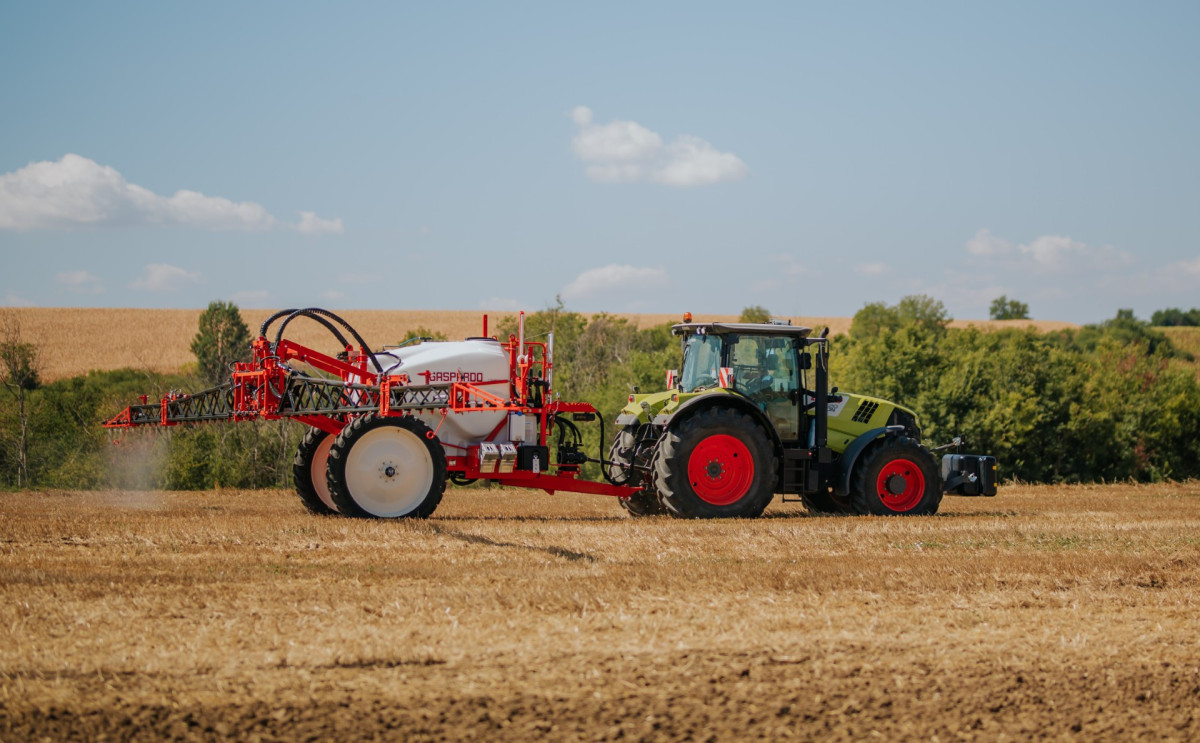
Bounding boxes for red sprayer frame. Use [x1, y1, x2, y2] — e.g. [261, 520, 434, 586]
[103, 312, 637, 498]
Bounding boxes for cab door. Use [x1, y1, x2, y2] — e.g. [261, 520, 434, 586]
[729, 336, 801, 441]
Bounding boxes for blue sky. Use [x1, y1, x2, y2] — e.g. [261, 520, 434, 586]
[1, 1, 1197, 323]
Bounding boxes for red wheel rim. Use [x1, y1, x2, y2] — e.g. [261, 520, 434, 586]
[876, 458, 925, 512]
[687, 434, 755, 506]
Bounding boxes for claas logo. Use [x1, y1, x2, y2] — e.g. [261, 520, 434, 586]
[418, 370, 485, 384]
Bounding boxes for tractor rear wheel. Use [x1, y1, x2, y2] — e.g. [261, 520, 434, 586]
[653, 408, 776, 519]
[609, 425, 667, 517]
[849, 436, 942, 516]
[293, 427, 339, 515]
[326, 413, 447, 519]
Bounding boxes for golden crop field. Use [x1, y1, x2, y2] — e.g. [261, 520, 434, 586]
[3, 482, 1199, 740]
[7, 308, 1079, 382]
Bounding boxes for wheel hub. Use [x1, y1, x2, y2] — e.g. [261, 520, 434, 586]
[381, 462, 397, 479]
[875, 458, 926, 512]
[686, 434, 755, 506]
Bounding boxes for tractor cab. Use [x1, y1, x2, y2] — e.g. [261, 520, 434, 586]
[675, 322, 814, 443]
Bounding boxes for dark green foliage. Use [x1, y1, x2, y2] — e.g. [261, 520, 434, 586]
[1151, 307, 1200, 327]
[989, 295, 1031, 320]
[398, 326, 449, 344]
[739, 305, 771, 323]
[191, 301, 251, 385]
[839, 299, 1200, 483]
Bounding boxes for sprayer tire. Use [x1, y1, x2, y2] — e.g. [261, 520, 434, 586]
[293, 427, 339, 515]
[610, 426, 667, 517]
[326, 413, 447, 519]
[653, 407, 776, 519]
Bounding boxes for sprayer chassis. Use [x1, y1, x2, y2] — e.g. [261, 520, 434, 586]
[104, 313, 637, 501]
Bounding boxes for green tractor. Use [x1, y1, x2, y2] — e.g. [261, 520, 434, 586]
[608, 320, 997, 518]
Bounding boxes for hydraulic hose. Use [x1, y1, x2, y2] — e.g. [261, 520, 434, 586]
[272, 308, 376, 362]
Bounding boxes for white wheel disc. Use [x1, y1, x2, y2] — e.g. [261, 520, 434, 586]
[343, 425, 435, 518]
[310, 434, 337, 512]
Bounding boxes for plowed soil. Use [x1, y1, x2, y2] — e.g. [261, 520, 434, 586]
[3, 482, 1199, 741]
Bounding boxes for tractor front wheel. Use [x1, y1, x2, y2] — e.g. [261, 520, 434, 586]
[849, 436, 942, 516]
[293, 427, 339, 515]
[326, 413, 447, 519]
[653, 408, 776, 519]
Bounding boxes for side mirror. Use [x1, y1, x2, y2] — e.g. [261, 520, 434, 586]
[799, 352, 812, 370]
[666, 369, 678, 389]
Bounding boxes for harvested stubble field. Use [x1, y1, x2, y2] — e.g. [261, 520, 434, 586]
[8, 307, 1079, 382]
[3, 483, 1200, 740]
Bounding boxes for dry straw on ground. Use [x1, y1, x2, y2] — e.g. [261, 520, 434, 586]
[2, 482, 1199, 740]
[10, 308, 1077, 382]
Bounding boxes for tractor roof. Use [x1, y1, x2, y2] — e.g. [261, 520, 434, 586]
[671, 322, 814, 338]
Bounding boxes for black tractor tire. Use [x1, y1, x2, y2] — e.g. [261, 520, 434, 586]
[610, 426, 668, 517]
[800, 490, 852, 515]
[326, 413, 447, 519]
[849, 436, 942, 516]
[653, 407, 777, 519]
[292, 426, 339, 515]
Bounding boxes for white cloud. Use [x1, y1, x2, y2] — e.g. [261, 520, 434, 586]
[320, 289, 347, 302]
[0, 154, 342, 233]
[570, 107, 747, 188]
[965, 228, 1013, 257]
[2, 292, 34, 307]
[964, 229, 1132, 273]
[297, 211, 344, 235]
[562, 264, 669, 300]
[854, 262, 888, 276]
[651, 135, 750, 187]
[569, 106, 593, 127]
[55, 270, 104, 293]
[129, 263, 201, 292]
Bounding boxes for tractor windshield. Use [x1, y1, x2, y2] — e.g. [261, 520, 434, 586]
[680, 334, 722, 392]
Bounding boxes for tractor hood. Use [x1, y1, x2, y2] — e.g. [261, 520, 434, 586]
[615, 389, 676, 426]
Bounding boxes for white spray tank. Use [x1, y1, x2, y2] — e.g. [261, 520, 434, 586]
[372, 338, 511, 450]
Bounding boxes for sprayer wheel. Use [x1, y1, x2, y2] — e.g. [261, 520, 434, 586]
[293, 427, 339, 515]
[326, 413, 447, 519]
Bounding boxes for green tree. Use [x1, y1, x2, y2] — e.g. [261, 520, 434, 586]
[0, 313, 41, 487]
[739, 305, 771, 323]
[1150, 307, 1200, 327]
[191, 301, 251, 385]
[989, 295, 1030, 320]
[398, 326, 449, 345]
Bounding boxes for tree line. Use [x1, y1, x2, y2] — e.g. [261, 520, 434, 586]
[2, 298, 1198, 490]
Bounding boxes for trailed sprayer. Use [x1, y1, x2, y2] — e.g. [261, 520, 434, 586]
[104, 308, 997, 518]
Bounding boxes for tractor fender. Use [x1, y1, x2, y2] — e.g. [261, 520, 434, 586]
[835, 426, 906, 496]
[667, 393, 784, 453]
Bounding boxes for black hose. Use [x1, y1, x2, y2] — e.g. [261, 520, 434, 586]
[273, 308, 376, 361]
[261, 308, 352, 350]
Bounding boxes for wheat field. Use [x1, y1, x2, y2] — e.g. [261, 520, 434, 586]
[7, 308, 1079, 382]
[2, 482, 1199, 740]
